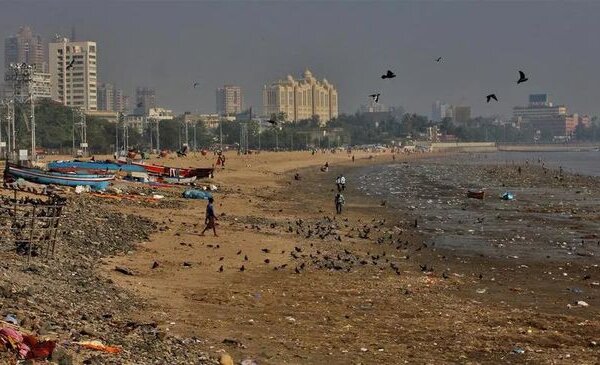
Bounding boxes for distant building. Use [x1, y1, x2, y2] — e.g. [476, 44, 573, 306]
[360, 100, 389, 114]
[431, 101, 453, 122]
[4, 26, 50, 99]
[4, 26, 46, 72]
[262, 69, 338, 124]
[49, 38, 98, 111]
[147, 107, 173, 120]
[97, 83, 129, 113]
[513, 94, 589, 137]
[216, 85, 243, 116]
[453, 106, 471, 124]
[135, 87, 156, 115]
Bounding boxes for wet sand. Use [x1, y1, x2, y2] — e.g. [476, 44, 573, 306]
[97, 150, 600, 364]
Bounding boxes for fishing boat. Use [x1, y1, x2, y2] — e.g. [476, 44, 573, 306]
[160, 175, 197, 185]
[5, 164, 114, 191]
[48, 160, 146, 175]
[116, 158, 214, 179]
[467, 190, 485, 200]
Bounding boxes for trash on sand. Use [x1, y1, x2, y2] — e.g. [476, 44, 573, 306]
[241, 359, 258, 365]
[75, 185, 91, 194]
[576, 300, 589, 307]
[3, 314, 18, 325]
[75, 340, 122, 353]
[182, 189, 213, 200]
[152, 194, 164, 200]
[512, 347, 525, 354]
[467, 190, 485, 200]
[476, 288, 487, 294]
[0, 327, 57, 359]
[114, 266, 135, 276]
[285, 316, 296, 323]
[501, 192, 515, 201]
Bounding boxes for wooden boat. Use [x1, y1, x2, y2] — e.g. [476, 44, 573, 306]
[467, 190, 485, 200]
[5, 164, 114, 191]
[116, 158, 214, 179]
[160, 175, 197, 185]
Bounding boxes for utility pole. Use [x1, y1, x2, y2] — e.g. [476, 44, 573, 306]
[156, 119, 160, 151]
[219, 120, 223, 151]
[116, 113, 121, 157]
[193, 122, 197, 151]
[5, 63, 34, 160]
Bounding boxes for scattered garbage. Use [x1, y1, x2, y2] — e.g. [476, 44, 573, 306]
[75, 185, 92, 194]
[467, 190, 485, 200]
[512, 347, 525, 355]
[501, 192, 515, 201]
[241, 359, 258, 365]
[182, 189, 213, 200]
[3, 314, 18, 325]
[114, 266, 135, 276]
[0, 327, 57, 360]
[476, 288, 487, 294]
[75, 340, 122, 353]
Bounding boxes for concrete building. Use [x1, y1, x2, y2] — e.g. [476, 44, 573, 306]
[453, 106, 471, 124]
[360, 100, 389, 114]
[97, 83, 114, 111]
[114, 89, 129, 114]
[4, 26, 46, 72]
[49, 38, 98, 111]
[513, 94, 589, 137]
[216, 85, 243, 115]
[431, 101, 453, 122]
[262, 69, 338, 124]
[135, 87, 156, 115]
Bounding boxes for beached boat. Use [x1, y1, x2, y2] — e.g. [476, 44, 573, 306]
[467, 190, 485, 200]
[48, 160, 146, 174]
[5, 164, 114, 191]
[116, 158, 214, 179]
[160, 175, 197, 185]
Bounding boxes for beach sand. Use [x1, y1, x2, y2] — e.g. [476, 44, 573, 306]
[93, 150, 600, 364]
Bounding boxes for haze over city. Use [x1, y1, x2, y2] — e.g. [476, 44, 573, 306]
[1, 0, 599, 117]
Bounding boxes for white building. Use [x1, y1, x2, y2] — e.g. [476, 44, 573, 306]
[49, 38, 98, 111]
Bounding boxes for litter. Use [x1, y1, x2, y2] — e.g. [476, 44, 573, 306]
[512, 347, 525, 354]
[3, 314, 18, 325]
[75, 340, 122, 353]
[501, 192, 515, 200]
[182, 189, 213, 200]
[0, 327, 56, 360]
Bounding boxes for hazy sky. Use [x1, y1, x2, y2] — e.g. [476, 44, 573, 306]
[1, 1, 599, 118]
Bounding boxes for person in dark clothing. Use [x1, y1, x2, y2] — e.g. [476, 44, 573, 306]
[335, 193, 345, 214]
[200, 197, 218, 236]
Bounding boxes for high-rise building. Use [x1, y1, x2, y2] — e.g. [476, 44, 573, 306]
[4, 26, 46, 72]
[453, 106, 471, 124]
[513, 94, 588, 137]
[431, 101, 453, 122]
[97, 83, 115, 111]
[49, 38, 98, 111]
[4, 26, 51, 99]
[135, 87, 156, 115]
[262, 69, 338, 124]
[114, 89, 129, 114]
[216, 85, 243, 115]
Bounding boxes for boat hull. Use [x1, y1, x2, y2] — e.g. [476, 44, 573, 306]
[6, 165, 114, 190]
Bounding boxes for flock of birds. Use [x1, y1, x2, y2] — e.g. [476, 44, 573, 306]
[370, 58, 530, 105]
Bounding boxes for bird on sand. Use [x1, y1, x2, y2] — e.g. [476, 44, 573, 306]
[381, 70, 396, 79]
[261, 248, 271, 253]
[435, 57, 442, 62]
[218, 265, 223, 273]
[369, 93, 381, 103]
[240, 265, 245, 272]
[237, 250, 242, 255]
[264, 258, 270, 264]
[486, 94, 498, 103]
[244, 255, 248, 261]
[517, 70, 528, 84]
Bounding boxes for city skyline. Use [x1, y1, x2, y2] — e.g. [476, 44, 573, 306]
[0, 2, 599, 118]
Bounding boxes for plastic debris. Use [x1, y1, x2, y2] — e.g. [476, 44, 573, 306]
[182, 189, 213, 200]
[512, 347, 525, 354]
[501, 192, 515, 201]
[3, 314, 18, 325]
[75, 340, 122, 353]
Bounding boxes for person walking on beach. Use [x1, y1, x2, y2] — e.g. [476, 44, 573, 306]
[340, 174, 346, 191]
[335, 175, 342, 191]
[200, 197, 219, 237]
[335, 192, 345, 214]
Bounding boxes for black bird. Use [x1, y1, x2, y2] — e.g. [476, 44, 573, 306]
[478, 273, 483, 280]
[300, 262, 306, 270]
[517, 71, 528, 84]
[66, 58, 76, 70]
[442, 271, 449, 279]
[244, 255, 248, 261]
[294, 246, 302, 253]
[219, 257, 224, 261]
[381, 70, 396, 79]
[237, 250, 242, 255]
[261, 248, 271, 253]
[267, 119, 278, 126]
[294, 267, 300, 274]
[583, 274, 591, 280]
[486, 94, 498, 103]
[369, 93, 381, 103]
[435, 57, 442, 62]
[218, 265, 223, 273]
[264, 258, 270, 264]
[240, 265, 245, 272]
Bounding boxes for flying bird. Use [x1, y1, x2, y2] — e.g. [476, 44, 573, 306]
[517, 70, 528, 84]
[435, 57, 442, 62]
[486, 94, 498, 103]
[66, 58, 75, 70]
[381, 70, 396, 79]
[369, 93, 381, 103]
[193, 82, 199, 88]
[267, 119, 278, 126]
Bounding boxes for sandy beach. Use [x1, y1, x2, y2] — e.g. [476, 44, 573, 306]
[1, 149, 599, 364]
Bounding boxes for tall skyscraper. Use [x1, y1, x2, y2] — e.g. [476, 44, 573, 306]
[216, 85, 243, 115]
[135, 87, 156, 115]
[97, 83, 114, 111]
[49, 38, 98, 111]
[262, 69, 338, 123]
[4, 26, 46, 72]
[4, 26, 51, 99]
